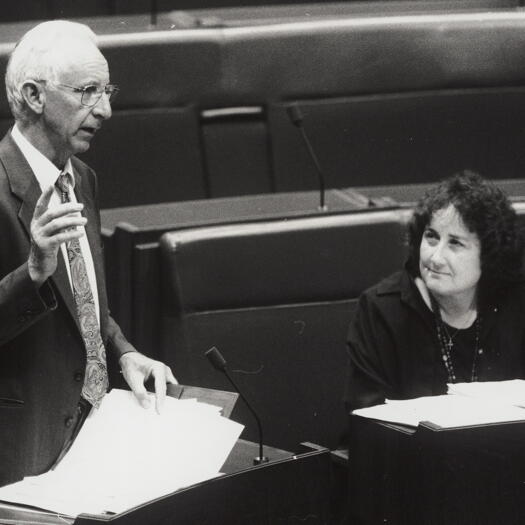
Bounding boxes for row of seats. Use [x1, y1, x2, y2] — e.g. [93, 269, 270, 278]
[99, 178, 525, 346]
[158, 208, 411, 451]
[100, 187, 389, 340]
[103, 197, 410, 450]
[0, 0, 337, 23]
[1, 8, 525, 207]
[102, 181, 525, 445]
[103, 193, 525, 451]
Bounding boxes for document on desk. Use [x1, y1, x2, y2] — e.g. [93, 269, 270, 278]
[448, 379, 525, 407]
[0, 389, 244, 517]
[353, 389, 525, 428]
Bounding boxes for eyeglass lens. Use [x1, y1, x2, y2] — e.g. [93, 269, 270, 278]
[82, 86, 118, 106]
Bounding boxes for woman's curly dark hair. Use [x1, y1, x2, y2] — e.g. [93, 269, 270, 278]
[407, 170, 524, 298]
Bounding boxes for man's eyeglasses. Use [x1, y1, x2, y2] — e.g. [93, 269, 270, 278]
[38, 81, 119, 107]
[56, 83, 119, 107]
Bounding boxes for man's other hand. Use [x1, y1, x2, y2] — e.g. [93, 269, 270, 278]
[119, 352, 178, 413]
[28, 185, 86, 285]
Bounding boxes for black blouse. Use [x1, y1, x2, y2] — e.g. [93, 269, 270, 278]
[345, 269, 525, 412]
[440, 320, 479, 383]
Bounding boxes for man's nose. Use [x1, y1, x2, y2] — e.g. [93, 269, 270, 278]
[92, 91, 112, 120]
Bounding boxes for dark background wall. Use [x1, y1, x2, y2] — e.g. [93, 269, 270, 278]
[2, 2, 525, 210]
[0, 0, 521, 23]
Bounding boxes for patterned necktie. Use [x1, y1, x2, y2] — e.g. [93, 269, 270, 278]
[56, 172, 108, 408]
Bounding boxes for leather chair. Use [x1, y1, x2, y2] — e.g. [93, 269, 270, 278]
[159, 208, 411, 450]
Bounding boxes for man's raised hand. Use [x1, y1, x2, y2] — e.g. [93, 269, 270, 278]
[28, 185, 87, 285]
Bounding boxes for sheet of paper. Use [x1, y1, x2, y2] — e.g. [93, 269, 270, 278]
[353, 393, 525, 428]
[448, 379, 525, 407]
[0, 389, 243, 517]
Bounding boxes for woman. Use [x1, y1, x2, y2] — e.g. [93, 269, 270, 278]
[345, 170, 525, 411]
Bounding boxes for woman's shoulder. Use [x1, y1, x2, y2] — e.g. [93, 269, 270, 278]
[350, 270, 419, 344]
[362, 270, 408, 300]
[355, 270, 413, 321]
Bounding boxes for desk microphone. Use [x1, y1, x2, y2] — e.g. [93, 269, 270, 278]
[205, 346, 269, 465]
[149, 0, 158, 26]
[287, 103, 327, 211]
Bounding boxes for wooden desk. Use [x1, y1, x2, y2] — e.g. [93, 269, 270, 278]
[348, 415, 525, 525]
[0, 441, 328, 525]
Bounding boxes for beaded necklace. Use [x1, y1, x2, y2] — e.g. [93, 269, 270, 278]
[430, 295, 483, 383]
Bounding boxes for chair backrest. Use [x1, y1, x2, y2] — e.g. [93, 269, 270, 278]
[3, 10, 525, 206]
[101, 189, 379, 344]
[159, 209, 411, 450]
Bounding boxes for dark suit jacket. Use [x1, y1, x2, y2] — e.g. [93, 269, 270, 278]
[0, 130, 129, 486]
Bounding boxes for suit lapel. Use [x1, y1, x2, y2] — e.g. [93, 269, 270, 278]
[0, 132, 79, 330]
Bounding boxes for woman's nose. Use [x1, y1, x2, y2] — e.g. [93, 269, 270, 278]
[429, 243, 446, 265]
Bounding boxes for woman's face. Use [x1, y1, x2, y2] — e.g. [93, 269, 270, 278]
[419, 204, 481, 302]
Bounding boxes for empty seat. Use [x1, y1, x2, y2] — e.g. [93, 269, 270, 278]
[159, 209, 410, 450]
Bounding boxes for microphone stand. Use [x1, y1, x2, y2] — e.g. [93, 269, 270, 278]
[287, 103, 327, 212]
[150, 0, 158, 27]
[222, 368, 268, 465]
[205, 347, 269, 465]
[298, 126, 326, 211]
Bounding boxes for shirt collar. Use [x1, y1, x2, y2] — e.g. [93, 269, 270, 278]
[11, 124, 74, 190]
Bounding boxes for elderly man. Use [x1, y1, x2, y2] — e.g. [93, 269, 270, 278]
[0, 20, 176, 486]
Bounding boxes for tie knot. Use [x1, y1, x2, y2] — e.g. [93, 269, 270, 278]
[56, 171, 72, 201]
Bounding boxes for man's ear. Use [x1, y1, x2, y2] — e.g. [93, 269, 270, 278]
[20, 81, 45, 115]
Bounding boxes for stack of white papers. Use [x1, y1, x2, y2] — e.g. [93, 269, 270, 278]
[353, 380, 525, 428]
[448, 379, 525, 407]
[0, 389, 244, 517]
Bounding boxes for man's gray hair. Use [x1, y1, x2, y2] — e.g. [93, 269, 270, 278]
[5, 20, 98, 122]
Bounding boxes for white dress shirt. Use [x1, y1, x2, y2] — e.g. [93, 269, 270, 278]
[11, 124, 101, 324]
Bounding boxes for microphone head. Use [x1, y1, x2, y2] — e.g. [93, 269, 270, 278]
[287, 104, 304, 127]
[205, 346, 227, 371]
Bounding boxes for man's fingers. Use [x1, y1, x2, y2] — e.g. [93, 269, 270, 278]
[119, 353, 177, 414]
[50, 229, 86, 246]
[123, 365, 152, 409]
[39, 215, 87, 237]
[166, 367, 178, 385]
[129, 375, 151, 409]
[152, 366, 178, 413]
[35, 202, 84, 227]
[135, 392, 151, 409]
[33, 185, 55, 219]
[153, 371, 167, 414]
[33, 221, 86, 252]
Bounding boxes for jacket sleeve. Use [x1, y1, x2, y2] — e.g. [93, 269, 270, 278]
[345, 292, 397, 412]
[104, 315, 137, 361]
[0, 261, 57, 346]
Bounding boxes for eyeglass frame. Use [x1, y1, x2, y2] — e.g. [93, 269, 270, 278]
[35, 80, 119, 107]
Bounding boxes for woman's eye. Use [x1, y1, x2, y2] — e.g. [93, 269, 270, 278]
[450, 239, 464, 248]
[423, 230, 437, 242]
